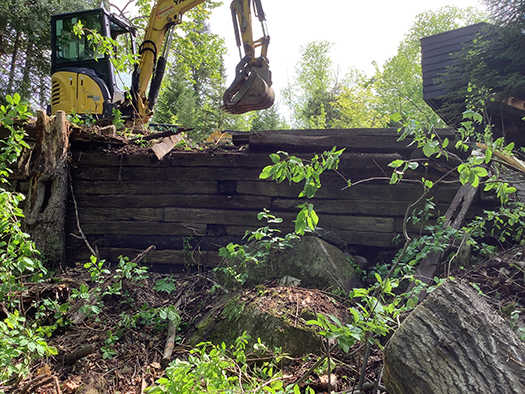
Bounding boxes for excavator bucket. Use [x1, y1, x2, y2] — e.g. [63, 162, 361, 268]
[223, 56, 275, 114]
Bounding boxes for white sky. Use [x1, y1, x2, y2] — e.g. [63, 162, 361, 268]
[208, 0, 486, 105]
[112, 0, 486, 110]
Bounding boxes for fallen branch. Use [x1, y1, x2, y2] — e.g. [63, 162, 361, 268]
[131, 245, 156, 265]
[63, 344, 95, 365]
[161, 317, 180, 367]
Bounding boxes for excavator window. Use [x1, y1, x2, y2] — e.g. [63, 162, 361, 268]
[54, 14, 106, 63]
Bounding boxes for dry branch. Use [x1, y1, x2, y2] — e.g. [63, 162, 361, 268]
[161, 317, 180, 367]
[62, 344, 95, 365]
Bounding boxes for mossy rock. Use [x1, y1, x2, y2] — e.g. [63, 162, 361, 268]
[188, 286, 350, 358]
[245, 237, 362, 292]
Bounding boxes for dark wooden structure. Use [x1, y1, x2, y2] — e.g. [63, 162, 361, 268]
[3, 124, 495, 270]
[421, 23, 525, 144]
[60, 128, 486, 270]
[421, 23, 488, 125]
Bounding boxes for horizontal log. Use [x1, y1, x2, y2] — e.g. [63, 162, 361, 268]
[70, 207, 164, 221]
[67, 233, 245, 251]
[66, 247, 220, 267]
[73, 180, 218, 195]
[72, 151, 274, 168]
[72, 194, 272, 210]
[242, 128, 456, 153]
[164, 207, 395, 233]
[66, 220, 206, 236]
[72, 150, 406, 173]
[272, 198, 451, 217]
[164, 207, 279, 226]
[71, 166, 263, 182]
[236, 180, 461, 203]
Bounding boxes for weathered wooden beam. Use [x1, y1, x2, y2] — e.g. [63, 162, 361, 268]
[72, 180, 218, 195]
[66, 247, 220, 267]
[71, 194, 272, 210]
[234, 128, 456, 153]
[71, 166, 263, 182]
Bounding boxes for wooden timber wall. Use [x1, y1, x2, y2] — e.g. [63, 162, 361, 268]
[63, 128, 490, 271]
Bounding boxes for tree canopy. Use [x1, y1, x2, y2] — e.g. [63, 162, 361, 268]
[0, 0, 96, 108]
[374, 5, 487, 126]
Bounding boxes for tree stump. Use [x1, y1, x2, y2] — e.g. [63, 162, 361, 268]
[383, 280, 525, 393]
[24, 110, 70, 268]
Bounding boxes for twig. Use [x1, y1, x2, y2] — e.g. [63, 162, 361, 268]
[14, 375, 55, 394]
[374, 365, 384, 394]
[356, 334, 371, 391]
[54, 375, 62, 394]
[69, 182, 99, 261]
[326, 340, 332, 394]
[130, 245, 156, 265]
[294, 343, 338, 387]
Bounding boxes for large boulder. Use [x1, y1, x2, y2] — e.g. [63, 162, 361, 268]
[383, 280, 525, 394]
[244, 236, 363, 292]
[188, 286, 350, 357]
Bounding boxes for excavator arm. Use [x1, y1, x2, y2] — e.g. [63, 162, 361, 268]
[132, 0, 274, 123]
[131, 0, 206, 122]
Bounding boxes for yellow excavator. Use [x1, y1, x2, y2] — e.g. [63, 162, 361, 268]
[49, 0, 274, 123]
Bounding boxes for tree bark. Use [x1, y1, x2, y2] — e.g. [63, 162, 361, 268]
[24, 110, 70, 269]
[384, 280, 525, 394]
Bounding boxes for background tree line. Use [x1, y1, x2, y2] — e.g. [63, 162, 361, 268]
[8, 0, 525, 139]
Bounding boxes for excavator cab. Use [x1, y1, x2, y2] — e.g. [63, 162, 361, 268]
[50, 8, 136, 117]
[222, 0, 275, 114]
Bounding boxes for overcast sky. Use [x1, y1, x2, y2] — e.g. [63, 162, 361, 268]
[207, 0, 486, 105]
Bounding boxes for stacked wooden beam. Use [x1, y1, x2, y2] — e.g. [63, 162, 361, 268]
[65, 128, 478, 270]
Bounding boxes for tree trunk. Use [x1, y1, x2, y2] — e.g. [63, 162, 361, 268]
[7, 30, 20, 94]
[24, 110, 70, 269]
[384, 280, 525, 394]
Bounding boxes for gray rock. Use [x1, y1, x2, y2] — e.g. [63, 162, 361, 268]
[246, 236, 363, 292]
[384, 280, 525, 394]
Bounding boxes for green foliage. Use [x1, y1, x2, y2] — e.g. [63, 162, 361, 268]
[216, 210, 299, 289]
[308, 275, 408, 353]
[331, 69, 391, 128]
[283, 41, 338, 128]
[72, 19, 139, 73]
[0, 311, 58, 381]
[0, 0, 94, 108]
[259, 147, 344, 234]
[467, 202, 525, 246]
[0, 94, 62, 384]
[146, 332, 300, 394]
[374, 6, 487, 125]
[249, 104, 289, 131]
[153, 277, 177, 295]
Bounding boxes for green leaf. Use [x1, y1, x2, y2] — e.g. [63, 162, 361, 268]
[259, 165, 272, 179]
[390, 112, 402, 122]
[472, 166, 488, 177]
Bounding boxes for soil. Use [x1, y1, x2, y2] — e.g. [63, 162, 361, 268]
[3, 243, 525, 394]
